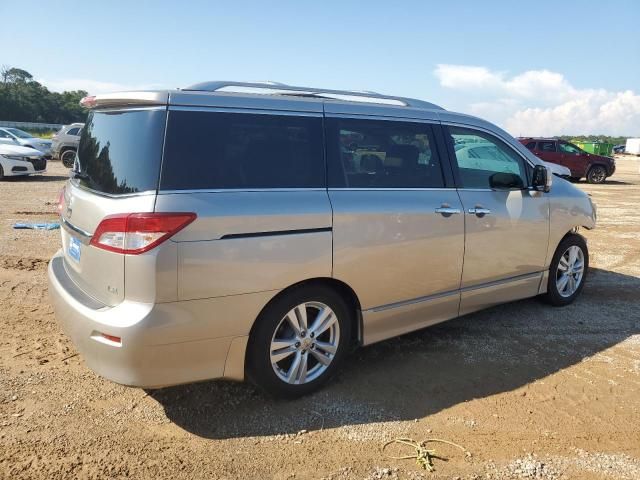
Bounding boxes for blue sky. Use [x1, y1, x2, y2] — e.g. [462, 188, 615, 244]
[1, 0, 639, 135]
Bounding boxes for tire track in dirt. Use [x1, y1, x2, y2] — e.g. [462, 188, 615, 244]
[0, 256, 49, 271]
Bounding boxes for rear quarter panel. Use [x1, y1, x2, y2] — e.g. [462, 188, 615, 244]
[155, 190, 333, 300]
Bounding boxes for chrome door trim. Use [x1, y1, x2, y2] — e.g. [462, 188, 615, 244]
[370, 288, 459, 313]
[61, 217, 92, 244]
[368, 270, 545, 313]
[461, 271, 544, 293]
[68, 182, 157, 199]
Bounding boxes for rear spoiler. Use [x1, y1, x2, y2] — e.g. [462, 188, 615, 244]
[80, 91, 169, 109]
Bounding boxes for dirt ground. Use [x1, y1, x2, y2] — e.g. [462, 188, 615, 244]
[1, 159, 639, 480]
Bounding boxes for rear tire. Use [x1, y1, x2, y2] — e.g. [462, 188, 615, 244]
[246, 285, 352, 398]
[0, 164, 4, 180]
[586, 165, 607, 184]
[61, 149, 76, 168]
[542, 234, 589, 306]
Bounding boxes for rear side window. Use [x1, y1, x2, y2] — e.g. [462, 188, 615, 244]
[539, 141, 556, 152]
[161, 111, 324, 190]
[67, 127, 81, 136]
[326, 118, 445, 188]
[75, 109, 167, 195]
[525, 141, 537, 150]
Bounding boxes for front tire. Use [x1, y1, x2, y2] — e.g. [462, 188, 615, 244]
[542, 234, 589, 306]
[586, 165, 607, 184]
[246, 285, 352, 398]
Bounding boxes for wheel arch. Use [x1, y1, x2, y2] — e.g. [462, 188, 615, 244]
[225, 277, 362, 385]
[249, 277, 363, 347]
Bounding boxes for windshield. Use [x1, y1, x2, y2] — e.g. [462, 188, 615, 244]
[74, 109, 167, 195]
[5, 128, 34, 139]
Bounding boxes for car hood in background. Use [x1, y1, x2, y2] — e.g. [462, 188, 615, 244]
[543, 161, 571, 177]
[17, 137, 52, 146]
[0, 144, 44, 156]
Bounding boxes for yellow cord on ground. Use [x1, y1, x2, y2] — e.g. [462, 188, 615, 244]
[382, 437, 469, 472]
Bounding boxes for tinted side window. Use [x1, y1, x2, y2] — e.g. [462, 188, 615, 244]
[525, 141, 537, 150]
[449, 127, 526, 189]
[0, 130, 11, 138]
[161, 111, 324, 190]
[67, 127, 80, 136]
[326, 118, 444, 188]
[539, 141, 556, 152]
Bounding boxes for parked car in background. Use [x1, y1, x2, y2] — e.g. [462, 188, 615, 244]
[519, 137, 615, 183]
[453, 141, 571, 180]
[0, 127, 52, 157]
[543, 161, 571, 179]
[0, 144, 47, 179]
[49, 82, 596, 397]
[52, 123, 84, 167]
[612, 144, 626, 154]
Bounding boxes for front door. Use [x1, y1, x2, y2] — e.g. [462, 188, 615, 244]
[445, 126, 550, 315]
[558, 141, 588, 177]
[326, 116, 465, 344]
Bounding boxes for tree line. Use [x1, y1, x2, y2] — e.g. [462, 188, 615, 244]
[0, 66, 87, 124]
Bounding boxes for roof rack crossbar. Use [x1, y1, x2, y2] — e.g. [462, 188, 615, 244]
[182, 81, 443, 110]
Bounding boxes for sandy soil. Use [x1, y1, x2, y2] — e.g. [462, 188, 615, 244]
[1, 159, 639, 479]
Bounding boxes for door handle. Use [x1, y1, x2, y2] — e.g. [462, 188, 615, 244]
[468, 207, 491, 217]
[435, 206, 461, 216]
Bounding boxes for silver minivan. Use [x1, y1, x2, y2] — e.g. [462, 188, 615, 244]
[48, 82, 596, 397]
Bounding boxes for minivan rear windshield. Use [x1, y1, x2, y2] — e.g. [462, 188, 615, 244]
[74, 109, 167, 195]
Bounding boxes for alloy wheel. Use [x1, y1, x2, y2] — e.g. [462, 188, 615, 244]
[269, 301, 340, 385]
[556, 245, 585, 297]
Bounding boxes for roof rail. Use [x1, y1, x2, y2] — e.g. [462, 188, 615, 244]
[182, 81, 443, 110]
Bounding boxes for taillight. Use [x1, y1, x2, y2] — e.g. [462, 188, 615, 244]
[57, 187, 66, 215]
[90, 213, 196, 255]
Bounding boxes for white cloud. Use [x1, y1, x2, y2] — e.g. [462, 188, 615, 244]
[435, 64, 640, 136]
[38, 78, 167, 95]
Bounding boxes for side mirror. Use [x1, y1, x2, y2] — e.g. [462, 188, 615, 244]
[532, 164, 551, 192]
[489, 172, 525, 190]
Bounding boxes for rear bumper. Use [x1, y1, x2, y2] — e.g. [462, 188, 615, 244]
[48, 251, 247, 388]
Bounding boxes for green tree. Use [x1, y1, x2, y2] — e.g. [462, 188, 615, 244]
[0, 66, 88, 124]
